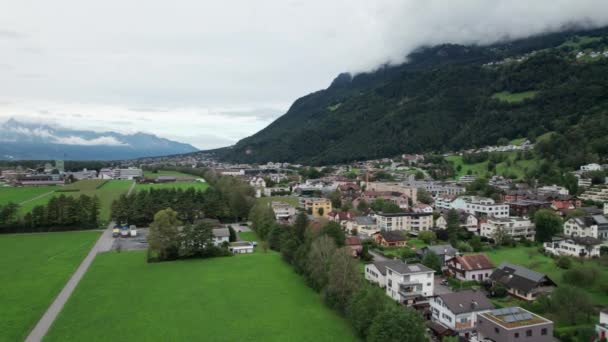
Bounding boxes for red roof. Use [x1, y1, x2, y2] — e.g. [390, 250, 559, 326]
[450, 254, 495, 271]
[345, 236, 362, 246]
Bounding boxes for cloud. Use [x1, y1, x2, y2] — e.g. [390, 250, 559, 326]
[2, 124, 128, 146]
[53, 135, 127, 146]
[0, 30, 23, 39]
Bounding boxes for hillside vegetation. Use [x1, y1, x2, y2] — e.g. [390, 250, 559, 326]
[214, 27, 608, 166]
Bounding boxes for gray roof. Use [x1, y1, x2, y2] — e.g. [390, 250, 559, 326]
[437, 289, 495, 314]
[212, 228, 230, 238]
[420, 244, 457, 257]
[495, 262, 545, 282]
[354, 216, 375, 225]
[385, 261, 434, 275]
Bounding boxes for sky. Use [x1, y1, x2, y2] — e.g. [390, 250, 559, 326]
[1, 0, 608, 150]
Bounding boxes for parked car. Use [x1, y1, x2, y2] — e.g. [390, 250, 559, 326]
[112, 227, 120, 238]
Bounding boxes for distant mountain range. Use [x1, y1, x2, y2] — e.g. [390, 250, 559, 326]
[0, 119, 198, 160]
[211, 25, 608, 165]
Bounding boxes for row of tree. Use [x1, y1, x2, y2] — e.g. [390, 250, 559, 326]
[250, 210, 427, 341]
[0, 194, 100, 233]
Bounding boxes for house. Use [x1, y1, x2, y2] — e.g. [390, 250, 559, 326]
[477, 307, 553, 342]
[506, 199, 551, 217]
[537, 184, 569, 196]
[345, 236, 362, 257]
[480, 216, 535, 242]
[270, 201, 296, 222]
[365, 182, 418, 203]
[358, 190, 410, 209]
[375, 212, 433, 233]
[373, 231, 407, 247]
[430, 289, 495, 337]
[212, 228, 230, 246]
[563, 215, 608, 240]
[450, 196, 509, 218]
[412, 203, 433, 213]
[302, 198, 332, 218]
[596, 308, 608, 341]
[328, 211, 354, 225]
[435, 195, 456, 210]
[580, 185, 608, 203]
[228, 241, 254, 254]
[416, 245, 458, 265]
[365, 261, 389, 287]
[543, 236, 603, 258]
[490, 263, 556, 301]
[446, 254, 495, 282]
[581, 163, 602, 172]
[155, 176, 176, 183]
[382, 260, 434, 305]
[346, 216, 378, 237]
[435, 210, 479, 233]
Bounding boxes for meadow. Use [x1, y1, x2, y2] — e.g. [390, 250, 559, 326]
[0, 231, 100, 342]
[46, 250, 357, 342]
[143, 170, 199, 179]
[134, 181, 209, 192]
[491, 90, 539, 103]
[446, 151, 540, 180]
[0, 186, 57, 206]
[256, 196, 299, 207]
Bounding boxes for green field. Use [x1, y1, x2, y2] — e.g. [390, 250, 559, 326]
[0, 186, 57, 206]
[256, 196, 299, 207]
[485, 245, 608, 305]
[135, 181, 209, 192]
[46, 251, 356, 342]
[446, 151, 540, 180]
[143, 170, 199, 179]
[492, 90, 539, 103]
[19, 180, 133, 223]
[0, 231, 100, 342]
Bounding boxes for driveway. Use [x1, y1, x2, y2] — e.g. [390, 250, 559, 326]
[434, 276, 453, 295]
[25, 223, 114, 342]
[369, 250, 390, 261]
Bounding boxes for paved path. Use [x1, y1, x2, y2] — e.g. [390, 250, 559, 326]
[25, 223, 115, 342]
[369, 250, 390, 261]
[126, 181, 136, 196]
[19, 191, 56, 205]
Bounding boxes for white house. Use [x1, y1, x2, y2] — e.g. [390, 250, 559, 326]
[447, 254, 495, 282]
[581, 163, 602, 172]
[564, 215, 608, 240]
[412, 203, 434, 214]
[596, 309, 608, 341]
[538, 184, 569, 196]
[346, 216, 378, 238]
[543, 236, 603, 258]
[383, 261, 435, 305]
[270, 201, 296, 221]
[228, 241, 254, 254]
[435, 195, 456, 210]
[430, 290, 495, 337]
[212, 228, 230, 246]
[436, 211, 479, 233]
[375, 212, 433, 233]
[450, 196, 509, 218]
[364, 261, 388, 288]
[480, 216, 535, 241]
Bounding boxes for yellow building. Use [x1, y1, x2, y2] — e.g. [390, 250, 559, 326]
[303, 198, 332, 218]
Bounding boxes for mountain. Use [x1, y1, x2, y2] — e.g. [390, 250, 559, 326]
[0, 119, 198, 160]
[214, 26, 608, 165]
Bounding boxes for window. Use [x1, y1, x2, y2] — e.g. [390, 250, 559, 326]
[541, 328, 547, 336]
[526, 330, 532, 337]
[388, 279, 392, 288]
[514, 332, 519, 338]
[494, 327, 500, 334]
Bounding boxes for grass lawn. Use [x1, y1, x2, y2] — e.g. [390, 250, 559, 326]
[135, 181, 209, 192]
[0, 231, 100, 342]
[446, 151, 540, 180]
[46, 251, 357, 342]
[238, 231, 259, 243]
[491, 90, 539, 103]
[485, 245, 608, 305]
[143, 170, 199, 179]
[256, 196, 299, 207]
[19, 180, 133, 223]
[0, 186, 57, 206]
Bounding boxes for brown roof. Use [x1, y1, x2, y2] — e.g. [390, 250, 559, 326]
[375, 230, 406, 242]
[451, 254, 495, 271]
[345, 236, 362, 246]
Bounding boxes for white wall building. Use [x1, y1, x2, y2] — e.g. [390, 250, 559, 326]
[543, 236, 603, 258]
[451, 196, 509, 218]
[212, 228, 230, 246]
[270, 201, 296, 221]
[113, 168, 143, 180]
[375, 212, 433, 233]
[581, 163, 602, 172]
[430, 290, 495, 336]
[564, 215, 608, 240]
[480, 217, 535, 241]
[384, 261, 434, 305]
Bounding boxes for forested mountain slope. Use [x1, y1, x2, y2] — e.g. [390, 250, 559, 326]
[215, 26, 608, 165]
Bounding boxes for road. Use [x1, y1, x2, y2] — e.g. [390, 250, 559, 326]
[19, 191, 55, 205]
[25, 223, 115, 342]
[126, 181, 136, 195]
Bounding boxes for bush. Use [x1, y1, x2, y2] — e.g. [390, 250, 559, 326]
[555, 256, 572, 269]
[418, 231, 436, 244]
[456, 241, 473, 253]
[562, 267, 599, 287]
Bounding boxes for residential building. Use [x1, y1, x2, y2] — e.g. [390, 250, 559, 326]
[263, 186, 291, 196]
[112, 168, 143, 180]
[375, 212, 433, 233]
[366, 182, 418, 203]
[302, 198, 332, 218]
[416, 245, 458, 265]
[435, 210, 479, 233]
[506, 199, 551, 217]
[537, 184, 569, 196]
[359, 190, 410, 209]
[373, 231, 407, 247]
[430, 289, 495, 337]
[563, 215, 608, 240]
[480, 217, 535, 241]
[345, 236, 362, 257]
[328, 211, 354, 226]
[596, 309, 608, 341]
[383, 261, 434, 305]
[446, 254, 495, 282]
[435, 195, 456, 210]
[543, 236, 603, 258]
[365, 261, 388, 288]
[459, 175, 477, 183]
[412, 203, 433, 213]
[477, 307, 553, 342]
[228, 241, 254, 254]
[270, 201, 296, 221]
[581, 163, 602, 172]
[580, 184, 608, 203]
[490, 263, 556, 301]
[451, 196, 509, 218]
[212, 228, 230, 246]
[346, 216, 378, 238]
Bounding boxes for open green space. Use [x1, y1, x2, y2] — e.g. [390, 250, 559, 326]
[485, 245, 608, 305]
[256, 196, 299, 207]
[46, 250, 357, 342]
[135, 181, 209, 192]
[143, 170, 198, 179]
[19, 180, 133, 223]
[238, 231, 258, 243]
[492, 90, 539, 103]
[0, 231, 100, 342]
[558, 35, 603, 49]
[0, 186, 57, 206]
[446, 151, 541, 180]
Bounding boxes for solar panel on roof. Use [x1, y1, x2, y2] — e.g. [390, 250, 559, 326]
[503, 315, 517, 323]
[409, 265, 421, 271]
[520, 313, 533, 320]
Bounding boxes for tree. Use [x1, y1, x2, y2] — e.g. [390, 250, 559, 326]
[382, 202, 402, 214]
[555, 256, 572, 269]
[470, 235, 483, 252]
[489, 282, 507, 297]
[414, 170, 425, 180]
[456, 241, 473, 252]
[368, 305, 426, 342]
[356, 200, 369, 213]
[347, 286, 389, 338]
[551, 285, 594, 324]
[179, 222, 214, 258]
[534, 209, 563, 242]
[317, 207, 325, 217]
[148, 208, 182, 261]
[321, 221, 346, 247]
[228, 225, 237, 242]
[418, 231, 437, 244]
[306, 235, 337, 291]
[328, 191, 342, 209]
[417, 188, 433, 204]
[325, 247, 362, 312]
[446, 209, 461, 242]
[422, 250, 442, 274]
[293, 211, 309, 242]
[268, 224, 284, 251]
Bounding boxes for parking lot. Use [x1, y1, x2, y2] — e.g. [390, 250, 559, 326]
[111, 228, 149, 251]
